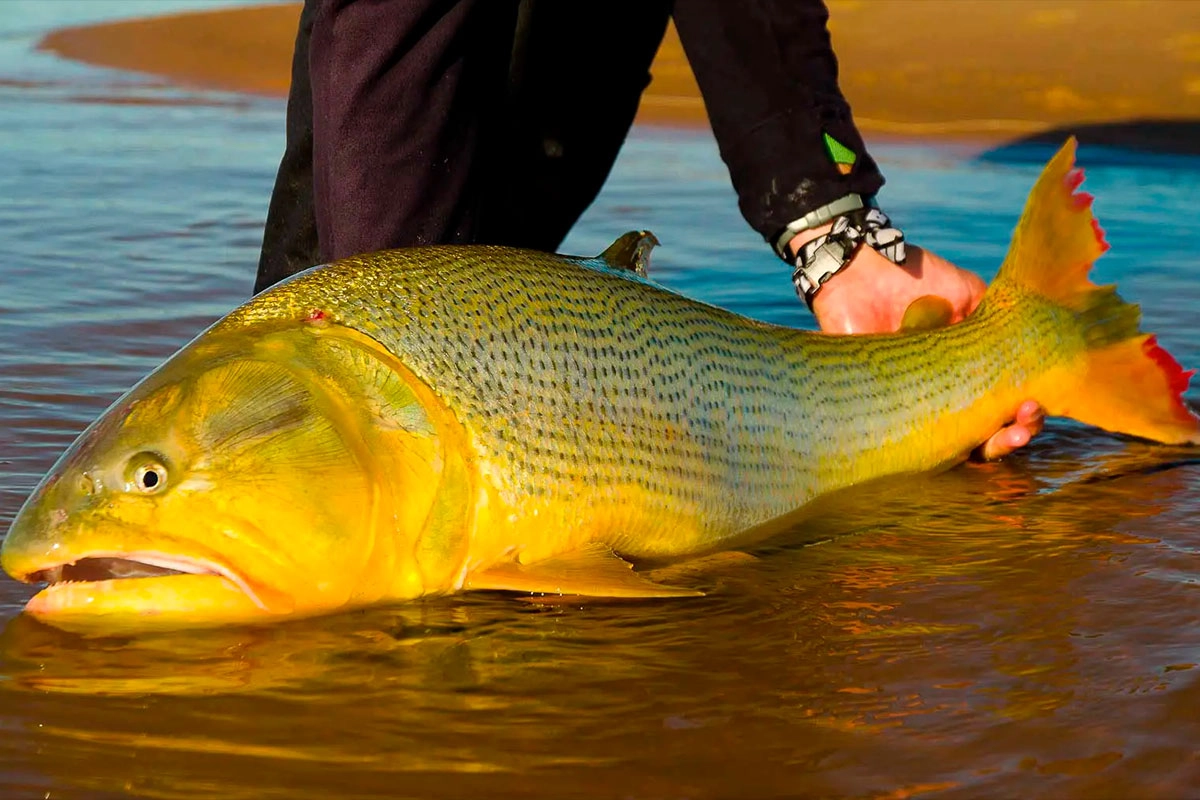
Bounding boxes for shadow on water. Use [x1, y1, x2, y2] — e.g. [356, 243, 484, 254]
[980, 119, 1200, 167]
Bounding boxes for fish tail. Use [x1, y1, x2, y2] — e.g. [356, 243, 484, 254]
[991, 137, 1200, 444]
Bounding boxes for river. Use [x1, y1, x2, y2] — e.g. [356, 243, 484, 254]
[3, 2, 1200, 797]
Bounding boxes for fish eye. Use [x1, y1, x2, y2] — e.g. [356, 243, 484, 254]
[128, 455, 168, 494]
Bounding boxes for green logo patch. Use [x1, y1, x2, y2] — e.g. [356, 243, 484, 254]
[823, 133, 856, 175]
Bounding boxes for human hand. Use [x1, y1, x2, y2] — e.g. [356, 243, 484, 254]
[787, 229, 1044, 460]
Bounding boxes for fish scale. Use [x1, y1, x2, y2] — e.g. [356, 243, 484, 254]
[216, 245, 1031, 557]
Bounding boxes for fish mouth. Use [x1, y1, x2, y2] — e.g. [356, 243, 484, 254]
[28, 554, 217, 584]
[15, 551, 280, 628]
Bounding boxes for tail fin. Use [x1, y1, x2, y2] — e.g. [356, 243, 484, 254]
[997, 137, 1199, 444]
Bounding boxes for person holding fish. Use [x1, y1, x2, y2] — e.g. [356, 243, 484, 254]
[256, 0, 1043, 460]
[7, 5, 1198, 630]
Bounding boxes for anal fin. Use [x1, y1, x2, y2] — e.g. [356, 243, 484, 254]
[465, 543, 702, 598]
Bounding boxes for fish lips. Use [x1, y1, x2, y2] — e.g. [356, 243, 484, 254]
[7, 547, 290, 630]
[3, 472, 298, 628]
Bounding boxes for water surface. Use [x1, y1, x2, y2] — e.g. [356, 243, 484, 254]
[4, 3, 1200, 798]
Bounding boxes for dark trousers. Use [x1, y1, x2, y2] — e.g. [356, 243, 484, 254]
[256, 0, 884, 294]
[256, 0, 672, 293]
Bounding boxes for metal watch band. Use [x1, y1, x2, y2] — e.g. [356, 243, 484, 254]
[790, 207, 907, 309]
[772, 193, 870, 259]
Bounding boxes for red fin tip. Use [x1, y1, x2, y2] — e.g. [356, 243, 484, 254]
[1064, 167, 1085, 193]
[1143, 336, 1195, 416]
[1090, 218, 1110, 253]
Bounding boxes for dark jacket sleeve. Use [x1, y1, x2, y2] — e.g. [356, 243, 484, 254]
[672, 0, 884, 248]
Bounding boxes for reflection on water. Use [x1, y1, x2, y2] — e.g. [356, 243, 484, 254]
[4, 3, 1200, 798]
[6, 448, 1200, 798]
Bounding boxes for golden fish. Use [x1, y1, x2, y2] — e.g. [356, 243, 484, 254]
[3, 139, 1196, 630]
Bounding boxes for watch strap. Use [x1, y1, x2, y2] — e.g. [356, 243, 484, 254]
[773, 193, 870, 259]
[791, 207, 907, 308]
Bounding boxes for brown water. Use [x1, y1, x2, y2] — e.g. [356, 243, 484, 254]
[5, 4, 1200, 798]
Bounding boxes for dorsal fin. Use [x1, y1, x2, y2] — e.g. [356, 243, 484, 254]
[598, 231, 659, 277]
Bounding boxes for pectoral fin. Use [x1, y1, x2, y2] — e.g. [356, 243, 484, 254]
[466, 543, 702, 598]
[900, 295, 955, 331]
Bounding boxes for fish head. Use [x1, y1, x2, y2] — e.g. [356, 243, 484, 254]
[2, 319, 474, 631]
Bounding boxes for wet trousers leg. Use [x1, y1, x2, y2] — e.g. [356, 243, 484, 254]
[255, 0, 671, 294]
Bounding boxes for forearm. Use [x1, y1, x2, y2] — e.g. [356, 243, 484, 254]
[671, 0, 884, 245]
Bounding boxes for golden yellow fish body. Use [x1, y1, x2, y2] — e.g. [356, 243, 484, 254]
[222, 243, 1029, 564]
[3, 139, 1197, 629]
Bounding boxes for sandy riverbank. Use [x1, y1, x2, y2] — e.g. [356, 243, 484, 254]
[36, 1, 1200, 145]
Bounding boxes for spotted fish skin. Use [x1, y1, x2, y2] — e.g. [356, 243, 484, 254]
[216, 244, 1046, 566]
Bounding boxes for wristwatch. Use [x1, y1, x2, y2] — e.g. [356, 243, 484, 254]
[772, 193, 870, 259]
[776, 194, 907, 308]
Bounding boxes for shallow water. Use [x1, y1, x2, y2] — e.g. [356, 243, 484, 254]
[4, 3, 1200, 798]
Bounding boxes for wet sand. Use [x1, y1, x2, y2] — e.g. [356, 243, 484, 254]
[36, 1, 1200, 145]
